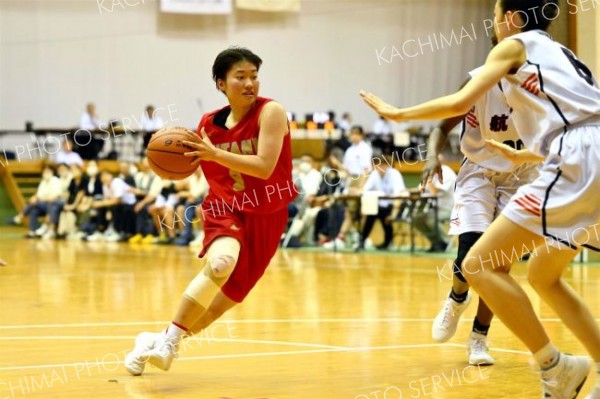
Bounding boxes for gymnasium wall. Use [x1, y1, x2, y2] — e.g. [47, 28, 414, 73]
[0, 0, 495, 131]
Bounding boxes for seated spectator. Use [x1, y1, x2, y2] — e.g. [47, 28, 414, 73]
[90, 170, 137, 241]
[338, 112, 352, 133]
[58, 164, 87, 239]
[145, 179, 185, 244]
[313, 167, 347, 246]
[15, 166, 62, 238]
[118, 162, 137, 186]
[78, 161, 109, 240]
[54, 139, 83, 167]
[128, 158, 161, 244]
[414, 157, 457, 252]
[356, 155, 407, 251]
[174, 167, 209, 246]
[38, 163, 73, 239]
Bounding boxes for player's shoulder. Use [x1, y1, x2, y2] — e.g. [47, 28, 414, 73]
[258, 98, 287, 123]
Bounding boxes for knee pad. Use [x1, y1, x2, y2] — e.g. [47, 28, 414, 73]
[453, 232, 483, 282]
[184, 237, 241, 309]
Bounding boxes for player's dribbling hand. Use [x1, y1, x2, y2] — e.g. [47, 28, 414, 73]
[359, 90, 401, 121]
[183, 128, 216, 166]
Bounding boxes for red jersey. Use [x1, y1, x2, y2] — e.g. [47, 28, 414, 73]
[197, 97, 297, 216]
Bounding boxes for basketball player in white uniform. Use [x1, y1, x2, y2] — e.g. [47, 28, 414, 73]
[362, 1, 600, 397]
[426, 64, 539, 366]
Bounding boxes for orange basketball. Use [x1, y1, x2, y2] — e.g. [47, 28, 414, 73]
[146, 126, 200, 180]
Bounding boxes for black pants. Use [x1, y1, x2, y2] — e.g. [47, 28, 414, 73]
[111, 204, 135, 235]
[361, 205, 393, 248]
[314, 204, 345, 242]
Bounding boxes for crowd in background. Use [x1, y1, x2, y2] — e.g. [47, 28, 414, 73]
[8, 105, 457, 252]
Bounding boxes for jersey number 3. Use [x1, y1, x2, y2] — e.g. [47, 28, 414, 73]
[561, 48, 594, 86]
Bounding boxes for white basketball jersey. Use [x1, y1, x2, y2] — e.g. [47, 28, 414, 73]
[501, 30, 600, 156]
[460, 66, 521, 172]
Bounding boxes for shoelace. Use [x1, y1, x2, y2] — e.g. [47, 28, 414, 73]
[441, 302, 457, 327]
[470, 338, 488, 353]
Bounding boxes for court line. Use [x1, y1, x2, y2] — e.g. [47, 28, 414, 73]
[0, 318, 593, 330]
[0, 343, 464, 372]
[0, 336, 348, 350]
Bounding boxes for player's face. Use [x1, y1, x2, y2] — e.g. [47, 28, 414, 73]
[218, 60, 260, 107]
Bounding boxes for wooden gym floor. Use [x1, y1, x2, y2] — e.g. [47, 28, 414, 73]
[0, 226, 599, 399]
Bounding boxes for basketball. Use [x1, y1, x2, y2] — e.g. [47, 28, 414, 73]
[146, 126, 200, 180]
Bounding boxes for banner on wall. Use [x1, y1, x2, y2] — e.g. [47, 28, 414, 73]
[236, 0, 300, 12]
[160, 0, 233, 14]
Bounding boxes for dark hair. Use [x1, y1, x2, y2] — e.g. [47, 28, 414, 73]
[350, 125, 364, 135]
[500, 0, 559, 32]
[212, 47, 262, 91]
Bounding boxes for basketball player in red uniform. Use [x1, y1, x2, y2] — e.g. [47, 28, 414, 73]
[125, 47, 296, 375]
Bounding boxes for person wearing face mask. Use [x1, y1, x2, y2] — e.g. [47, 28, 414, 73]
[58, 164, 87, 239]
[37, 164, 73, 239]
[76, 160, 106, 239]
[16, 166, 62, 238]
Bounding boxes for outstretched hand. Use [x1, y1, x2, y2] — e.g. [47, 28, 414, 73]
[183, 128, 217, 167]
[359, 90, 401, 121]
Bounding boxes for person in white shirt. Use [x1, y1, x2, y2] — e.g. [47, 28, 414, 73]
[356, 155, 407, 250]
[140, 105, 165, 131]
[298, 154, 322, 197]
[372, 116, 391, 135]
[175, 168, 209, 246]
[18, 166, 63, 238]
[79, 103, 101, 130]
[414, 159, 457, 252]
[54, 139, 83, 166]
[338, 126, 373, 180]
[92, 170, 137, 241]
[324, 126, 373, 249]
[338, 112, 352, 133]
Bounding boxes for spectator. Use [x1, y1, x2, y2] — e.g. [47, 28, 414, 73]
[356, 155, 407, 251]
[145, 180, 183, 244]
[140, 105, 165, 131]
[128, 158, 162, 244]
[39, 163, 73, 239]
[78, 160, 108, 239]
[118, 162, 137, 186]
[372, 115, 391, 135]
[91, 170, 137, 241]
[54, 139, 83, 166]
[324, 126, 373, 249]
[174, 168, 209, 246]
[313, 167, 347, 246]
[79, 103, 101, 130]
[298, 154, 322, 197]
[338, 112, 352, 133]
[414, 157, 457, 252]
[16, 166, 62, 238]
[58, 164, 87, 239]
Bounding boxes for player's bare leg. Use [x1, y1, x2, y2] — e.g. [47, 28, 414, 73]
[464, 215, 591, 398]
[528, 246, 600, 360]
[188, 291, 238, 334]
[125, 237, 240, 375]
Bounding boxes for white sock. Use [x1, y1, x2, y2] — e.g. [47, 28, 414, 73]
[165, 322, 187, 343]
[534, 343, 560, 370]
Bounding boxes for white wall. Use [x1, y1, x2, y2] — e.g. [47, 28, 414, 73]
[0, 0, 493, 131]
